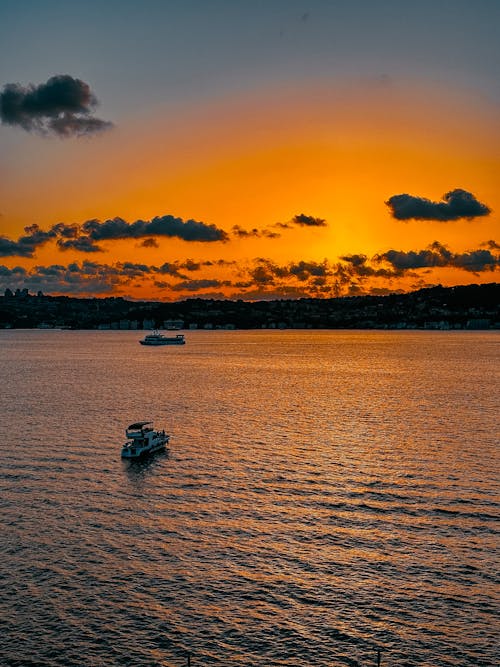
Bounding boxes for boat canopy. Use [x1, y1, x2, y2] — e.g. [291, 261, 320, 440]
[127, 421, 153, 430]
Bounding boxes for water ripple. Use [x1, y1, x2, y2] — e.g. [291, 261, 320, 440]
[0, 330, 498, 666]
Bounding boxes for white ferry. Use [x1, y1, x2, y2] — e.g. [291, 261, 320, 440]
[139, 330, 185, 346]
[121, 421, 170, 459]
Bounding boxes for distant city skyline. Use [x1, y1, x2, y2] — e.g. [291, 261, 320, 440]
[1, 0, 498, 300]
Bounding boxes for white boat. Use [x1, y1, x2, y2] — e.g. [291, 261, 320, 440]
[139, 330, 186, 346]
[121, 421, 170, 459]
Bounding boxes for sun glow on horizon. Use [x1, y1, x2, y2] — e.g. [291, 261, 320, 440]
[1, 79, 498, 299]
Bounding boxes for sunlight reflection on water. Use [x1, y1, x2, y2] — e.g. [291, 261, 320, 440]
[0, 329, 498, 666]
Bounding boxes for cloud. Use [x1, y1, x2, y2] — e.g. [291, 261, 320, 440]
[0, 259, 239, 296]
[481, 240, 500, 250]
[247, 259, 337, 292]
[171, 279, 227, 292]
[339, 254, 368, 267]
[0, 224, 56, 257]
[386, 189, 491, 221]
[51, 222, 79, 238]
[81, 215, 229, 243]
[289, 260, 329, 280]
[0, 237, 35, 257]
[180, 259, 204, 271]
[57, 237, 103, 253]
[0, 265, 27, 277]
[0, 75, 113, 137]
[157, 263, 187, 278]
[453, 249, 500, 272]
[0, 261, 114, 294]
[231, 225, 281, 239]
[291, 214, 327, 227]
[139, 238, 159, 248]
[2, 239, 497, 298]
[1, 211, 330, 258]
[375, 241, 499, 273]
[0, 214, 229, 256]
[178, 259, 236, 271]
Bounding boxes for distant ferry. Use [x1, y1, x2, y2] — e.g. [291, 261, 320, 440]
[139, 330, 186, 346]
[121, 421, 169, 459]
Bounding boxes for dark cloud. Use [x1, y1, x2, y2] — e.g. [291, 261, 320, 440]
[81, 215, 229, 243]
[249, 264, 276, 285]
[0, 236, 35, 257]
[386, 189, 491, 221]
[0, 265, 27, 277]
[249, 258, 290, 285]
[375, 241, 499, 273]
[20, 224, 56, 245]
[0, 214, 229, 257]
[481, 240, 500, 250]
[51, 222, 79, 239]
[334, 257, 404, 282]
[339, 254, 369, 267]
[2, 238, 497, 298]
[248, 258, 333, 287]
[180, 259, 203, 271]
[375, 244, 449, 270]
[171, 279, 226, 292]
[289, 260, 329, 281]
[157, 263, 186, 278]
[140, 238, 159, 248]
[0, 75, 113, 137]
[178, 259, 236, 271]
[232, 225, 281, 239]
[232, 225, 260, 238]
[57, 237, 103, 253]
[1, 210, 331, 259]
[453, 249, 499, 272]
[241, 253, 418, 299]
[0, 224, 56, 257]
[48, 113, 113, 138]
[0, 261, 115, 295]
[291, 214, 327, 227]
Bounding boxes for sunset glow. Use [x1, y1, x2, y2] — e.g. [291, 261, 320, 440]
[1, 1, 498, 300]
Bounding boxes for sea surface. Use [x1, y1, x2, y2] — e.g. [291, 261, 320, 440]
[0, 329, 498, 667]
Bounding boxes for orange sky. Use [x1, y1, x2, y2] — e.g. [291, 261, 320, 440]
[1, 21, 499, 301]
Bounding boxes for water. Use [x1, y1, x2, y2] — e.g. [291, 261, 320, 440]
[0, 329, 498, 666]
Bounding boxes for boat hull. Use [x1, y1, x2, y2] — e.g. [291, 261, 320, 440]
[139, 339, 185, 345]
[121, 441, 168, 459]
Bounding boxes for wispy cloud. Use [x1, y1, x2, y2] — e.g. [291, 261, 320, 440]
[230, 213, 328, 239]
[0, 75, 113, 137]
[273, 213, 328, 230]
[231, 225, 281, 239]
[386, 189, 491, 221]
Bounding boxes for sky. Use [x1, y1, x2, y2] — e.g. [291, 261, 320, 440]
[0, 0, 499, 301]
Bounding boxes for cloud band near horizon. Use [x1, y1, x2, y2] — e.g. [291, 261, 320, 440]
[1, 241, 497, 298]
